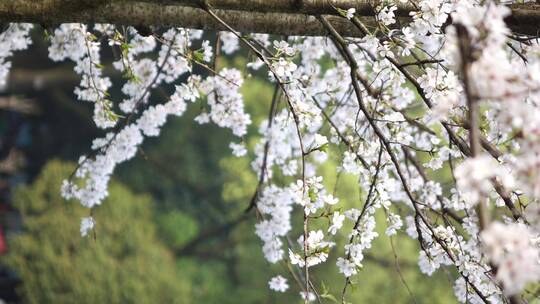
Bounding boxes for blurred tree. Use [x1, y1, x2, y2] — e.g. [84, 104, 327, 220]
[3, 160, 191, 304]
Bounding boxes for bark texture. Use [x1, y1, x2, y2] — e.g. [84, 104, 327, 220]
[0, 0, 538, 36]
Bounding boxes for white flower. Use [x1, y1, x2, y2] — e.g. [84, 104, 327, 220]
[418, 250, 438, 276]
[328, 211, 345, 235]
[344, 208, 361, 221]
[481, 222, 540, 295]
[0, 24, 33, 88]
[254, 186, 294, 263]
[289, 249, 305, 267]
[268, 275, 288, 292]
[137, 104, 168, 137]
[342, 151, 360, 174]
[201, 40, 213, 62]
[273, 40, 296, 56]
[80, 217, 95, 237]
[346, 8, 356, 20]
[272, 57, 297, 80]
[377, 5, 397, 26]
[454, 155, 498, 207]
[194, 113, 210, 124]
[385, 213, 403, 236]
[344, 243, 364, 266]
[306, 230, 324, 248]
[229, 142, 247, 157]
[323, 194, 339, 206]
[219, 32, 239, 54]
[200, 68, 251, 136]
[312, 134, 328, 151]
[337, 257, 358, 277]
[300, 291, 316, 302]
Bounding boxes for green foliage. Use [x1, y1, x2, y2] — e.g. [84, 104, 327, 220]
[4, 160, 190, 304]
[157, 210, 199, 248]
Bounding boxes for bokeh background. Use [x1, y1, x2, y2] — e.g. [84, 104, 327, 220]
[0, 28, 458, 303]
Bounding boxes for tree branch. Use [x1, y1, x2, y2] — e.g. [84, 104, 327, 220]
[0, 1, 363, 37]
[0, 1, 538, 36]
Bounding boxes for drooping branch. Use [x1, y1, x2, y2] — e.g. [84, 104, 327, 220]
[318, 14, 493, 302]
[0, 0, 539, 36]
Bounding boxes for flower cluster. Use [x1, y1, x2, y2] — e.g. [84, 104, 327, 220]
[61, 79, 197, 216]
[198, 68, 251, 137]
[255, 185, 294, 263]
[290, 230, 335, 268]
[481, 222, 540, 295]
[49, 24, 115, 128]
[0, 24, 33, 89]
[454, 155, 513, 207]
[268, 275, 288, 292]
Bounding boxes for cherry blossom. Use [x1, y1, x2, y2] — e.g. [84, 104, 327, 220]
[2, 0, 540, 301]
[268, 275, 289, 292]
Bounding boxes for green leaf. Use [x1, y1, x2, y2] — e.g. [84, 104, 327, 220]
[335, 7, 348, 18]
[321, 293, 339, 303]
[192, 49, 205, 63]
[308, 187, 317, 202]
[120, 43, 131, 52]
[318, 143, 329, 153]
[43, 29, 51, 41]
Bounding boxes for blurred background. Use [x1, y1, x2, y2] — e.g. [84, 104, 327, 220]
[0, 28, 458, 303]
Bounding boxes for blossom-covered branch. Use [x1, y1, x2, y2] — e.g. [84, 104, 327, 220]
[1, 0, 540, 303]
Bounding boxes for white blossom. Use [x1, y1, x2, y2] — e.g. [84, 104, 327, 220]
[268, 275, 288, 292]
[481, 222, 540, 295]
[346, 8, 356, 20]
[2, 1, 539, 300]
[328, 211, 345, 235]
[80, 217, 95, 237]
[229, 142, 247, 157]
